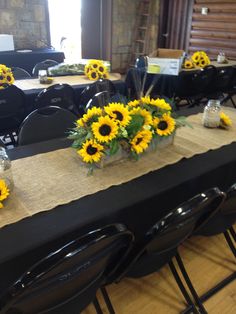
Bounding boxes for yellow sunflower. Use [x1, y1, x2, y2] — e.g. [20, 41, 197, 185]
[0, 64, 8, 75]
[192, 52, 200, 63]
[104, 102, 131, 127]
[130, 129, 152, 154]
[220, 112, 232, 128]
[102, 72, 109, 79]
[5, 73, 14, 85]
[150, 98, 172, 111]
[130, 107, 153, 126]
[89, 60, 102, 70]
[127, 99, 140, 107]
[140, 96, 151, 105]
[0, 179, 10, 205]
[88, 70, 99, 81]
[0, 72, 5, 84]
[200, 59, 206, 67]
[155, 113, 176, 136]
[97, 64, 106, 75]
[84, 64, 91, 75]
[183, 59, 194, 69]
[92, 115, 119, 143]
[78, 139, 104, 163]
[77, 107, 103, 126]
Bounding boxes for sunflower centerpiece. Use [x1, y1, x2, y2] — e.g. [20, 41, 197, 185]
[84, 59, 109, 81]
[69, 97, 188, 173]
[182, 51, 210, 69]
[0, 64, 14, 89]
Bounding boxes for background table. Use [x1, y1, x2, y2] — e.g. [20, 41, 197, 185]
[0, 48, 65, 74]
[0, 107, 236, 294]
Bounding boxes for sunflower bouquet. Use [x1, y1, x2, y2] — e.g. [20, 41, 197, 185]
[0, 179, 10, 208]
[84, 59, 109, 81]
[0, 64, 14, 89]
[182, 51, 210, 69]
[69, 97, 188, 173]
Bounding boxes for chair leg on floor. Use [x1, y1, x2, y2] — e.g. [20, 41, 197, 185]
[100, 286, 116, 314]
[168, 260, 199, 314]
[229, 226, 236, 242]
[175, 253, 207, 314]
[224, 230, 236, 258]
[93, 296, 104, 314]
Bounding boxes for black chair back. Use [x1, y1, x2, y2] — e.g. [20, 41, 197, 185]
[196, 65, 217, 94]
[213, 67, 235, 93]
[78, 79, 116, 114]
[173, 70, 202, 98]
[11, 67, 31, 80]
[194, 184, 236, 236]
[85, 91, 110, 111]
[32, 59, 59, 77]
[0, 85, 25, 133]
[35, 83, 78, 114]
[0, 224, 133, 314]
[17, 106, 77, 145]
[117, 188, 225, 279]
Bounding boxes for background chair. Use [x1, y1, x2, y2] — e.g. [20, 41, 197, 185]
[32, 59, 59, 77]
[78, 79, 116, 114]
[17, 106, 77, 146]
[114, 188, 225, 314]
[35, 83, 79, 115]
[11, 67, 31, 80]
[85, 91, 110, 111]
[0, 84, 25, 146]
[0, 224, 134, 314]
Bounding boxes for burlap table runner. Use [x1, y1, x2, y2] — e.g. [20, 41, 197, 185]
[14, 73, 121, 91]
[1, 107, 236, 228]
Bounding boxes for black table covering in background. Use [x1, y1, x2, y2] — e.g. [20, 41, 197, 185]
[0, 48, 65, 74]
[0, 107, 236, 294]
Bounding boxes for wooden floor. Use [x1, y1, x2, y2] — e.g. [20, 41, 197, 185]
[82, 231, 236, 314]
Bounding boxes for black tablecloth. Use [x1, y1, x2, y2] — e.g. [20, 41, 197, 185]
[0, 49, 65, 74]
[0, 107, 236, 293]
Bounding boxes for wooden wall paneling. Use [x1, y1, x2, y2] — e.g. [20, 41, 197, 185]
[188, 0, 236, 59]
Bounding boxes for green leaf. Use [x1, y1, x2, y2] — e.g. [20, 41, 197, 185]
[109, 140, 119, 155]
[126, 114, 144, 137]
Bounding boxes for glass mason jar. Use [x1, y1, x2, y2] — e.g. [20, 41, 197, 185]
[202, 100, 221, 128]
[0, 147, 14, 191]
[38, 69, 48, 83]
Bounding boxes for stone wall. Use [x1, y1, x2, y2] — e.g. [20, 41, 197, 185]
[0, 0, 49, 49]
[111, 0, 160, 73]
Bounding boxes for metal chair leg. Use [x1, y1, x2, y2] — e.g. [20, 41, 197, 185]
[224, 230, 236, 258]
[175, 253, 207, 314]
[93, 296, 104, 314]
[100, 286, 115, 314]
[229, 226, 236, 243]
[168, 260, 199, 314]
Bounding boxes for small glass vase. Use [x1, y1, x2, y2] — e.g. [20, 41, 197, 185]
[0, 147, 14, 191]
[202, 100, 221, 128]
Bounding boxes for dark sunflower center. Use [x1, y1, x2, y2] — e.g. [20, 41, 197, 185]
[91, 72, 97, 79]
[0, 75, 3, 80]
[7, 76, 11, 81]
[99, 124, 111, 136]
[93, 64, 98, 68]
[113, 110, 123, 121]
[99, 66, 104, 72]
[136, 137, 143, 145]
[86, 144, 98, 155]
[158, 121, 168, 130]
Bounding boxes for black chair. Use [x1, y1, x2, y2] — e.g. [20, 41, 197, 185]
[85, 91, 110, 111]
[114, 188, 225, 314]
[78, 79, 116, 114]
[221, 65, 236, 107]
[32, 59, 59, 77]
[11, 67, 31, 80]
[35, 83, 78, 115]
[0, 85, 25, 146]
[173, 70, 203, 109]
[17, 106, 77, 146]
[0, 224, 134, 314]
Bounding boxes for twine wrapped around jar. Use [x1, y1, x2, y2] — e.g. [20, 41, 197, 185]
[202, 100, 221, 128]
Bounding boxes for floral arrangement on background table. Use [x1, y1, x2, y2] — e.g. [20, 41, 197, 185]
[183, 51, 211, 69]
[0, 64, 14, 89]
[0, 179, 10, 208]
[69, 97, 189, 173]
[84, 59, 109, 80]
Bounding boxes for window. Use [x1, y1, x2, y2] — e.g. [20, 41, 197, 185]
[48, 0, 81, 62]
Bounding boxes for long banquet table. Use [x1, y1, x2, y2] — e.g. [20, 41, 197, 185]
[0, 106, 236, 294]
[14, 73, 127, 116]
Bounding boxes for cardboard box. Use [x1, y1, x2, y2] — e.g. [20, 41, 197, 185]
[147, 48, 184, 76]
[0, 34, 14, 52]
